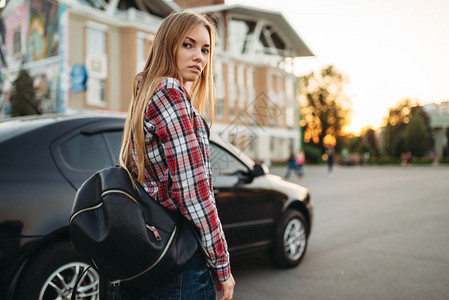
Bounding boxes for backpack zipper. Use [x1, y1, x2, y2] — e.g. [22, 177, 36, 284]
[93, 225, 177, 287]
[70, 190, 138, 224]
[102, 189, 140, 205]
[69, 203, 103, 224]
[146, 225, 162, 241]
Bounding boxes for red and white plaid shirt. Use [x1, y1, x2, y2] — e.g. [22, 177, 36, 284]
[131, 78, 230, 281]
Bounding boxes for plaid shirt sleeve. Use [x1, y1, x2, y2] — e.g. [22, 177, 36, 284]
[146, 79, 231, 281]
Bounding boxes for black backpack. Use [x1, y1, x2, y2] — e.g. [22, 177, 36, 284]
[69, 166, 199, 299]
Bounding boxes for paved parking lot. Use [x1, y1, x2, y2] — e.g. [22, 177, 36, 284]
[230, 164, 449, 300]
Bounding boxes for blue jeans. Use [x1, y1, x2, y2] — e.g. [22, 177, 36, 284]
[284, 161, 296, 179]
[140, 251, 216, 300]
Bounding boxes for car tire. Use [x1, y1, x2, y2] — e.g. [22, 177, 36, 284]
[14, 241, 100, 300]
[272, 209, 308, 268]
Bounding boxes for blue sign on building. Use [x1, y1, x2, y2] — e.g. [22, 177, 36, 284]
[70, 63, 88, 93]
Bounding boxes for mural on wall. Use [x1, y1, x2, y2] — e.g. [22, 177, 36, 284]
[0, 0, 62, 116]
[2, 0, 30, 67]
[1, 0, 60, 64]
[28, 0, 59, 61]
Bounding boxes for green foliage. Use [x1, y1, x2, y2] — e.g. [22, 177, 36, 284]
[304, 144, 322, 164]
[363, 128, 380, 156]
[383, 100, 433, 157]
[411, 157, 433, 164]
[9, 69, 40, 117]
[357, 142, 371, 154]
[369, 156, 434, 165]
[347, 130, 379, 156]
[383, 99, 412, 156]
[439, 157, 449, 164]
[444, 128, 449, 156]
[401, 113, 432, 157]
[369, 156, 402, 165]
[348, 136, 361, 152]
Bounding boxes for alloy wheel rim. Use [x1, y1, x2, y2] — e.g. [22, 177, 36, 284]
[283, 218, 306, 261]
[39, 262, 100, 300]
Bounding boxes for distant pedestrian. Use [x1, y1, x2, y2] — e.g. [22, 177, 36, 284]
[295, 149, 305, 179]
[284, 147, 296, 179]
[327, 147, 334, 173]
[400, 151, 413, 167]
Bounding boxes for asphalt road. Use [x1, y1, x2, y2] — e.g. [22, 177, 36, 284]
[229, 165, 449, 300]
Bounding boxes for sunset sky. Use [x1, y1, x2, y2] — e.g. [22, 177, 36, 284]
[228, 0, 449, 134]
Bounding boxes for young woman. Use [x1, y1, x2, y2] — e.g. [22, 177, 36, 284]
[119, 11, 235, 300]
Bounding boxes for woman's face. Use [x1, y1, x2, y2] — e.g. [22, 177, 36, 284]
[176, 24, 210, 84]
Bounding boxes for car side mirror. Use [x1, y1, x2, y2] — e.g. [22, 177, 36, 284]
[251, 163, 267, 177]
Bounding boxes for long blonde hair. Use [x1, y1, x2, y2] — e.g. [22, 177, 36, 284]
[120, 11, 217, 184]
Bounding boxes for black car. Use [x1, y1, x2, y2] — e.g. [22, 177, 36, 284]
[0, 114, 313, 299]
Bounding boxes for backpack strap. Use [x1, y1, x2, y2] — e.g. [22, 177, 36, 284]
[71, 265, 93, 300]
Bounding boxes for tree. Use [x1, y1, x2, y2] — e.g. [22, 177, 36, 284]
[9, 68, 40, 117]
[362, 127, 380, 156]
[299, 65, 351, 153]
[383, 99, 414, 156]
[401, 112, 432, 157]
[383, 99, 433, 157]
[348, 127, 379, 156]
[445, 128, 449, 157]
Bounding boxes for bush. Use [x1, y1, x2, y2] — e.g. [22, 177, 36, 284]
[369, 156, 402, 165]
[304, 144, 322, 164]
[439, 157, 449, 164]
[411, 157, 433, 164]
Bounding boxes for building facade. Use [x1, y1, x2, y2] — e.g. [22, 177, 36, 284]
[0, 0, 313, 162]
[423, 102, 449, 159]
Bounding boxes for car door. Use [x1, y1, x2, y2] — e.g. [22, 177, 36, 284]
[51, 119, 124, 189]
[210, 142, 281, 255]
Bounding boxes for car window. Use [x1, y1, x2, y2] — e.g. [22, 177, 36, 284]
[104, 131, 123, 164]
[59, 133, 112, 171]
[210, 143, 249, 176]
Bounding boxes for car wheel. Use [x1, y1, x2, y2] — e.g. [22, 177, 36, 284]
[14, 242, 100, 300]
[272, 209, 308, 268]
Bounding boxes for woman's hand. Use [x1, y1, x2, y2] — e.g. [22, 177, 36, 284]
[217, 274, 235, 300]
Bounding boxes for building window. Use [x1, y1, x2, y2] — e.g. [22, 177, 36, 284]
[228, 17, 288, 58]
[286, 77, 295, 98]
[86, 23, 107, 106]
[88, 78, 105, 106]
[270, 136, 275, 152]
[237, 65, 245, 116]
[255, 24, 286, 56]
[216, 98, 224, 119]
[13, 26, 21, 56]
[87, 26, 105, 56]
[227, 18, 256, 55]
[227, 62, 236, 119]
[214, 58, 225, 119]
[246, 67, 256, 124]
[248, 136, 255, 152]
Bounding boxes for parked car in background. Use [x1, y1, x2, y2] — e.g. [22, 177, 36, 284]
[0, 114, 313, 299]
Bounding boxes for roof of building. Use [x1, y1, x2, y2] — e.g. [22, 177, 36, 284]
[118, 0, 179, 18]
[61, 0, 179, 18]
[189, 4, 314, 57]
